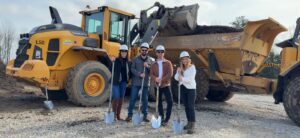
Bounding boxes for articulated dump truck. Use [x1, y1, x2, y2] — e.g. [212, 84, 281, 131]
[152, 18, 285, 101]
[5, 2, 300, 126]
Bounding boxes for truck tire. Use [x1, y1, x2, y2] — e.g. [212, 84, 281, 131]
[206, 90, 233, 102]
[283, 76, 300, 126]
[172, 69, 209, 103]
[65, 61, 111, 106]
[41, 89, 68, 100]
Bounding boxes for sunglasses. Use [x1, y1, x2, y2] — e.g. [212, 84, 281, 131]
[120, 50, 128, 52]
[156, 50, 164, 53]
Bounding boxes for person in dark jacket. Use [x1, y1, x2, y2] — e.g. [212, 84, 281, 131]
[125, 42, 153, 122]
[110, 45, 131, 121]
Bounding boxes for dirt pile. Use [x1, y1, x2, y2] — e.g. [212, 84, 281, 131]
[0, 61, 21, 92]
[187, 25, 243, 35]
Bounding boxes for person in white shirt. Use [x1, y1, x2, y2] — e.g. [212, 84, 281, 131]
[150, 45, 173, 126]
[174, 51, 196, 134]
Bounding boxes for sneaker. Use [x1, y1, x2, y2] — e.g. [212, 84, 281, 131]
[143, 117, 150, 122]
[162, 121, 168, 126]
[125, 116, 132, 122]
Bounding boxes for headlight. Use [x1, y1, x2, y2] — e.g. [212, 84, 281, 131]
[33, 46, 43, 60]
[35, 49, 41, 59]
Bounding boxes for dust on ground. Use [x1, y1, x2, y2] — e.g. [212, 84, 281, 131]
[0, 84, 299, 138]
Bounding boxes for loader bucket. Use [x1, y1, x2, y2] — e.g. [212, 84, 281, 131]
[159, 4, 199, 36]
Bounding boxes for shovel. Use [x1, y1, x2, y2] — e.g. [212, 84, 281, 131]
[172, 72, 183, 134]
[151, 85, 161, 129]
[43, 86, 54, 110]
[133, 67, 146, 126]
[104, 61, 115, 124]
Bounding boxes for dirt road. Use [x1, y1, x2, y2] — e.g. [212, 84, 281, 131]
[0, 85, 299, 138]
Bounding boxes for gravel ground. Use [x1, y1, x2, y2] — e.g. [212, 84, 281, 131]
[0, 85, 299, 138]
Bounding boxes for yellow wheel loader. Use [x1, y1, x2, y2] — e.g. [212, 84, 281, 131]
[5, 3, 199, 106]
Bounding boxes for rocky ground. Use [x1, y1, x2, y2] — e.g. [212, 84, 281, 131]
[0, 85, 299, 138]
[1, 61, 300, 137]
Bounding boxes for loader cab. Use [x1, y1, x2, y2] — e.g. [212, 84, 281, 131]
[80, 6, 135, 57]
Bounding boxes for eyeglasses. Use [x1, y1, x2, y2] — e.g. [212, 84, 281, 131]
[156, 50, 164, 53]
[120, 50, 127, 52]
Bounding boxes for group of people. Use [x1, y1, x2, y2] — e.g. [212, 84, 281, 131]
[109, 42, 197, 134]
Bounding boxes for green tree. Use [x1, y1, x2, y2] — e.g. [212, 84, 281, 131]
[231, 16, 248, 29]
[258, 51, 281, 79]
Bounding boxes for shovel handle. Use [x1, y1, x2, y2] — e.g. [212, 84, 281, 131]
[177, 63, 183, 120]
[108, 61, 115, 112]
[45, 86, 49, 101]
[155, 84, 160, 116]
[137, 67, 146, 112]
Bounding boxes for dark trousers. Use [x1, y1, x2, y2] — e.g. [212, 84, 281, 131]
[181, 85, 196, 122]
[157, 86, 173, 122]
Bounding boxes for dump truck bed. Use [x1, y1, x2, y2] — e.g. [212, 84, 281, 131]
[151, 18, 287, 94]
[153, 18, 286, 75]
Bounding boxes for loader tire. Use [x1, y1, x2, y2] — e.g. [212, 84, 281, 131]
[283, 76, 300, 126]
[41, 89, 68, 100]
[172, 69, 209, 103]
[206, 89, 233, 102]
[66, 61, 111, 106]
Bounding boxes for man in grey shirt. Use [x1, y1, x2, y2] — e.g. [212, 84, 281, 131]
[126, 42, 152, 122]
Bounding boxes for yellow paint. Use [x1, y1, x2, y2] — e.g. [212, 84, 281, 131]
[6, 60, 50, 86]
[280, 47, 297, 73]
[84, 73, 105, 97]
[6, 6, 135, 92]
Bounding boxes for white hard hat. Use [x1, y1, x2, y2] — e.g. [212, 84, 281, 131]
[140, 42, 149, 49]
[119, 44, 128, 51]
[180, 51, 190, 58]
[155, 45, 165, 51]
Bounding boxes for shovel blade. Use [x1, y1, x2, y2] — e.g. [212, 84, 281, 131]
[43, 100, 54, 110]
[151, 115, 161, 129]
[104, 112, 115, 124]
[132, 113, 143, 126]
[172, 120, 183, 134]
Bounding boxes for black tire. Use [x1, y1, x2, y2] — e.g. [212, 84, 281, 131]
[283, 76, 300, 126]
[206, 89, 233, 102]
[41, 89, 68, 100]
[172, 69, 209, 103]
[65, 61, 111, 106]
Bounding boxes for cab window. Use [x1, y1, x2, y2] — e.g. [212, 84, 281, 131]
[109, 12, 126, 44]
[85, 12, 103, 34]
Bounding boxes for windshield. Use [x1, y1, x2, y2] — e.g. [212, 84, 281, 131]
[85, 12, 104, 34]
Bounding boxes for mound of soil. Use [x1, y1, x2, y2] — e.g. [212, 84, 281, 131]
[0, 61, 21, 92]
[187, 25, 243, 35]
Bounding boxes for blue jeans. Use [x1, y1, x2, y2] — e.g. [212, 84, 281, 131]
[112, 81, 127, 100]
[127, 85, 149, 118]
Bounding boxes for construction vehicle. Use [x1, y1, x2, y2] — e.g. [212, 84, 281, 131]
[5, 2, 300, 126]
[5, 2, 198, 106]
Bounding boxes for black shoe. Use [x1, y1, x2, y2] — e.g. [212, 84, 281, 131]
[125, 116, 132, 122]
[162, 121, 168, 126]
[143, 118, 150, 122]
[187, 122, 195, 134]
[183, 122, 191, 130]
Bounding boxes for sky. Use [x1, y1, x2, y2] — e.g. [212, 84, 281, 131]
[1, 0, 299, 58]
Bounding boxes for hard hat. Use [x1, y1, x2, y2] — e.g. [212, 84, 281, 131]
[155, 45, 165, 51]
[180, 51, 190, 58]
[119, 44, 128, 51]
[140, 42, 149, 49]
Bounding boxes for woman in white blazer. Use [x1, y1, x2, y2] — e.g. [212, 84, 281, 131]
[174, 51, 196, 134]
